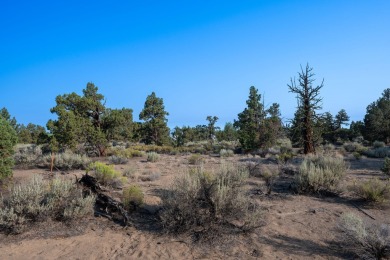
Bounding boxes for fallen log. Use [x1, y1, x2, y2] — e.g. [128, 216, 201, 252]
[78, 174, 130, 225]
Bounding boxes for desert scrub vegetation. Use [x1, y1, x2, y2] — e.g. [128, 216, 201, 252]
[146, 152, 159, 162]
[219, 149, 234, 157]
[352, 178, 390, 205]
[13, 144, 43, 169]
[40, 151, 91, 170]
[363, 147, 390, 158]
[159, 163, 264, 239]
[381, 157, 390, 177]
[188, 153, 203, 165]
[87, 162, 125, 188]
[108, 155, 129, 165]
[339, 212, 390, 259]
[122, 185, 144, 211]
[0, 175, 95, 233]
[294, 155, 347, 194]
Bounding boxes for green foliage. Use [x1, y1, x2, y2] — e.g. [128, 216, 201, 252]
[206, 115, 219, 141]
[216, 122, 238, 142]
[363, 88, 390, 143]
[123, 185, 144, 210]
[0, 175, 95, 233]
[339, 212, 390, 259]
[335, 109, 350, 129]
[159, 163, 263, 236]
[102, 108, 133, 141]
[0, 117, 18, 180]
[146, 152, 159, 162]
[343, 142, 366, 153]
[288, 64, 323, 154]
[17, 123, 47, 144]
[382, 157, 390, 176]
[374, 141, 386, 148]
[352, 178, 390, 204]
[47, 83, 132, 156]
[87, 162, 123, 187]
[294, 155, 347, 194]
[234, 87, 282, 151]
[139, 92, 170, 145]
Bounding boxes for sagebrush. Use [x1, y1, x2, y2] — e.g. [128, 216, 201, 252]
[159, 163, 264, 239]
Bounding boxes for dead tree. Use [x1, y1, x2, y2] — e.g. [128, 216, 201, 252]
[288, 64, 323, 154]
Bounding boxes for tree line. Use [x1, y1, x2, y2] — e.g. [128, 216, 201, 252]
[1, 64, 390, 158]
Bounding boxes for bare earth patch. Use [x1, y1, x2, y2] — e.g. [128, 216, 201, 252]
[1, 154, 389, 259]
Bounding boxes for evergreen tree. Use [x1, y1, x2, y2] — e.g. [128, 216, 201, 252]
[0, 117, 18, 180]
[335, 109, 350, 130]
[363, 88, 390, 143]
[234, 86, 265, 150]
[102, 108, 133, 141]
[47, 82, 108, 156]
[288, 64, 323, 154]
[139, 92, 170, 145]
[206, 116, 219, 141]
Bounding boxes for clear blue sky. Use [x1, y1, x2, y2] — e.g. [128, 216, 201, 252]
[1, 0, 389, 128]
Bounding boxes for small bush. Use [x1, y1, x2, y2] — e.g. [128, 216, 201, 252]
[188, 153, 203, 165]
[259, 165, 279, 194]
[87, 162, 123, 188]
[381, 157, 390, 177]
[123, 166, 137, 178]
[339, 212, 390, 259]
[277, 152, 294, 164]
[0, 175, 95, 233]
[108, 155, 129, 165]
[159, 163, 263, 238]
[123, 185, 144, 210]
[364, 147, 390, 158]
[352, 178, 390, 204]
[219, 149, 234, 157]
[140, 171, 161, 182]
[146, 152, 159, 162]
[13, 144, 43, 169]
[294, 155, 347, 194]
[374, 141, 386, 149]
[40, 151, 91, 170]
[343, 142, 363, 153]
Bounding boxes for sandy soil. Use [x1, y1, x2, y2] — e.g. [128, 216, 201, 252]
[1, 154, 389, 259]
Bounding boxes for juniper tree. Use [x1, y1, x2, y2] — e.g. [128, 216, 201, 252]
[288, 64, 323, 154]
[363, 88, 390, 143]
[139, 92, 170, 145]
[0, 117, 18, 180]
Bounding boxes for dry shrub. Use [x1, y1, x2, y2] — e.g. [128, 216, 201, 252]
[140, 171, 161, 182]
[13, 144, 43, 169]
[0, 175, 95, 234]
[219, 149, 234, 157]
[159, 163, 264, 239]
[352, 178, 390, 204]
[294, 155, 347, 194]
[146, 152, 159, 162]
[40, 151, 91, 170]
[188, 153, 203, 165]
[339, 212, 390, 259]
[108, 155, 129, 165]
[381, 157, 390, 177]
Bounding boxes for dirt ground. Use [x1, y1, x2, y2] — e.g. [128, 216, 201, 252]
[1, 154, 389, 259]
